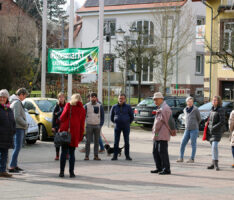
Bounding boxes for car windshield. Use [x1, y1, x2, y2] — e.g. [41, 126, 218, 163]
[34, 100, 57, 112]
[138, 98, 155, 107]
[198, 101, 231, 111]
[198, 102, 212, 110]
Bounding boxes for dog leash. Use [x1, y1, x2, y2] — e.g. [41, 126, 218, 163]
[101, 131, 110, 145]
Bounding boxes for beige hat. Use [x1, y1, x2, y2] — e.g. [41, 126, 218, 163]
[0, 89, 10, 98]
[153, 92, 164, 99]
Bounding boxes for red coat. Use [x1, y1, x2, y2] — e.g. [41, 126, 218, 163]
[59, 102, 85, 147]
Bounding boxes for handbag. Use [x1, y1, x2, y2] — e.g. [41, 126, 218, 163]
[202, 117, 210, 141]
[54, 105, 72, 146]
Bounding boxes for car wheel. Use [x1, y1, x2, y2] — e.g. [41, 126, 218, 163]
[26, 139, 37, 144]
[39, 124, 48, 141]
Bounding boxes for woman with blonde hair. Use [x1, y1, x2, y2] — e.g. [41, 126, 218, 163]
[207, 96, 225, 171]
[58, 93, 86, 178]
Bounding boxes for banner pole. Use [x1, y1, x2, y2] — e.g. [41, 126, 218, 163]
[41, 0, 47, 97]
[98, 0, 104, 103]
[68, 0, 74, 101]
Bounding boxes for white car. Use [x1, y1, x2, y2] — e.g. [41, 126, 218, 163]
[25, 111, 39, 144]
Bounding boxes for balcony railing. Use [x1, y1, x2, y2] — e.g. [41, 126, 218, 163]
[220, 0, 234, 10]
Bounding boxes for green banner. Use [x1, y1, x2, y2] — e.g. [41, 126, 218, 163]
[48, 47, 99, 74]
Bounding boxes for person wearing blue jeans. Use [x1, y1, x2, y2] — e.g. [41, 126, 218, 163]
[9, 88, 28, 173]
[207, 96, 225, 171]
[177, 97, 201, 163]
[10, 129, 25, 168]
[110, 94, 134, 161]
[179, 129, 199, 161]
[99, 136, 105, 152]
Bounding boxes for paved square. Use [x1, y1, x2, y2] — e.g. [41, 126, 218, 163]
[0, 126, 233, 200]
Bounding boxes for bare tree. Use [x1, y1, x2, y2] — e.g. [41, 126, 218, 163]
[151, 3, 196, 96]
[115, 33, 161, 103]
[205, 38, 234, 71]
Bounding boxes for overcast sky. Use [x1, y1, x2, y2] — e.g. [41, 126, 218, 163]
[65, 0, 86, 12]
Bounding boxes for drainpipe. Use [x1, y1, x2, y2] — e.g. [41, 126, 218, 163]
[202, 0, 213, 101]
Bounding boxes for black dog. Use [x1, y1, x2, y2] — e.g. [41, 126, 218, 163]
[104, 144, 125, 157]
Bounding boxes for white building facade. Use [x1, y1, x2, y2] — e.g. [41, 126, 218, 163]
[75, 0, 206, 98]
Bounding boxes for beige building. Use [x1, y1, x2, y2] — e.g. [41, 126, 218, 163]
[193, 0, 234, 101]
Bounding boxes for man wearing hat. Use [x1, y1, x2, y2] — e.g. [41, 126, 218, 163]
[151, 92, 174, 175]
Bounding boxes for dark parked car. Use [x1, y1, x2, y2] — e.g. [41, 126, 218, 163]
[177, 101, 234, 131]
[134, 96, 187, 126]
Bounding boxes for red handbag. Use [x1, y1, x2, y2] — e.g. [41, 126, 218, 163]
[202, 117, 210, 141]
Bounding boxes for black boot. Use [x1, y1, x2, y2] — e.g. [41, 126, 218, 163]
[59, 171, 64, 177]
[214, 160, 220, 171]
[207, 160, 214, 169]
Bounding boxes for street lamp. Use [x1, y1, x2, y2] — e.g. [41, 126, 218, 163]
[115, 27, 139, 100]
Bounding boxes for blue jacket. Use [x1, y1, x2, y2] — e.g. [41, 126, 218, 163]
[110, 103, 134, 127]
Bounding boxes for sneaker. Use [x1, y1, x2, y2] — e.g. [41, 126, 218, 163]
[176, 158, 184, 163]
[111, 157, 118, 161]
[8, 168, 20, 173]
[15, 167, 24, 171]
[84, 156, 89, 161]
[99, 149, 105, 153]
[94, 156, 101, 161]
[186, 159, 194, 163]
[159, 170, 171, 175]
[54, 156, 59, 161]
[0, 172, 13, 178]
[150, 169, 161, 174]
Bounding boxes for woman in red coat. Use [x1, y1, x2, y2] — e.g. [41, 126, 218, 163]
[59, 93, 85, 178]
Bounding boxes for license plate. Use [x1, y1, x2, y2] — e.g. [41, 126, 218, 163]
[140, 111, 149, 116]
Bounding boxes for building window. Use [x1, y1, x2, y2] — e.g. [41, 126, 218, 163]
[131, 57, 154, 83]
[0, 3, 2, 11]
[223, 22, 234, 52]
[197, 16, 205, 25]
[104, 19, 116, 36]
[132, 20, 154, 45]
[196, 54, 204, 75]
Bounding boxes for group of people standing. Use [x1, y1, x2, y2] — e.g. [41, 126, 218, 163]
[0, 88, 233, 179]
[151, 92, 234, 175]
[52, 92, 133, 178]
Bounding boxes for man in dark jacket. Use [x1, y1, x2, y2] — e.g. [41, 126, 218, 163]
[110, 94, 134, 161]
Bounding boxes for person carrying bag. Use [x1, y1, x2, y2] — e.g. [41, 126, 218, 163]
[58, 93, 85, 178]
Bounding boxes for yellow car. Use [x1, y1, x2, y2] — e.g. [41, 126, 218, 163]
[23, 98, 58, 141]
